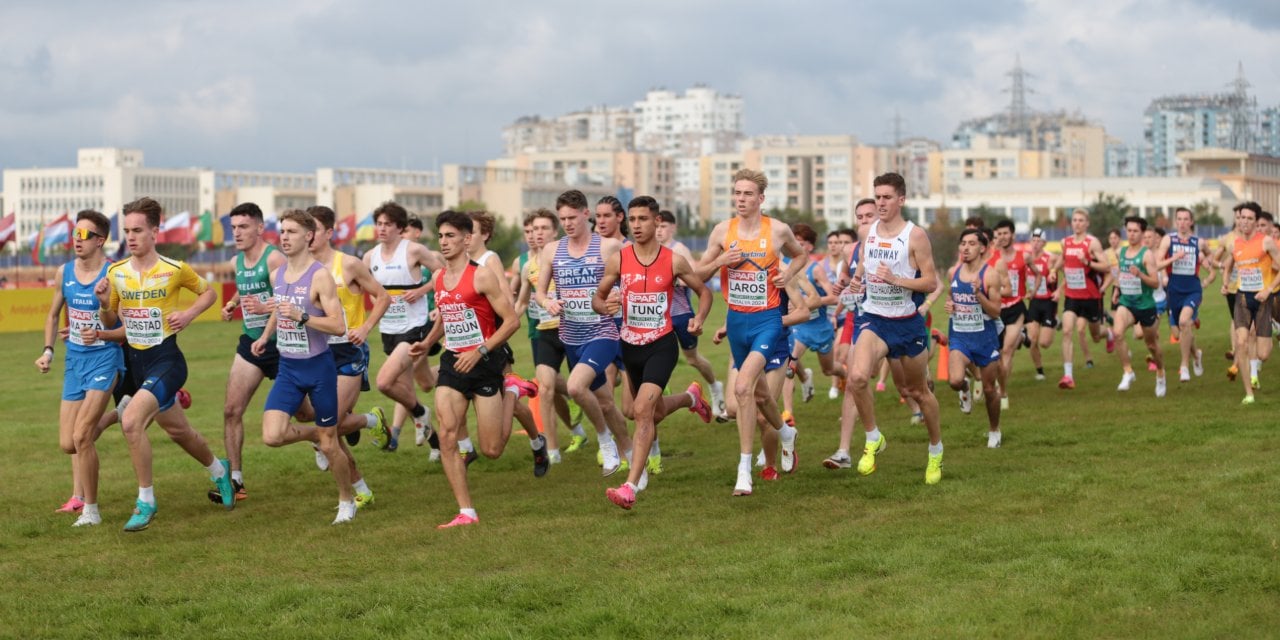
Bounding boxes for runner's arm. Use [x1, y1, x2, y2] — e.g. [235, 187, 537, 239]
[221, 257, 240, 321]
[307, 270, 347, 337]
[592, 252, 622, 316]
[346, 256, 391, 345]
[879, 226, 938, 295]
[1153, 236, 1178, 270]
[1198, 239, 1217, 285]
[1219, 253, 1235, 294]
[1135, 248, 1160, 288]
[775, 225, 808, 287]
[693, 223, 728, 283]
[514, 260, 532, 317]
[674, 253, 712, 335]
[36, 266, 66, 372]
[977, 266, 1002, 318]
[1088, 237, 1110, 272]
[535, 242, 560, 315]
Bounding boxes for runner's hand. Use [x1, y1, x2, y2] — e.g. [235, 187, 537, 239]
[79, 326, 99, 346]
[403, 288, 423, 303]
[94, 277, 112, 307]
[544, 298, 563, 317]
[1257, 289, 1270, 303]
[220, 300, 237, 322]
[712, 325, 727, 344]
[35, 351, 51, 374]
[407, 340, 428, 358]
[251, 337, 267, 357]
[348, 325, 370, 346]
[687, 316, 703, 336]
[875, 263, 895, 284]
[58, 326, 70, 340]
[848, 278, 865, 295]
[453, 349, 482, 374]
[168, 310, 194, 333]
[604, 290, 621, 316]
[278, 300, 298, 322]
[944, 300, 955, 314]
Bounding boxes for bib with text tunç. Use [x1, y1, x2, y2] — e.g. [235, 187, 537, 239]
[624, 291, 667, 330]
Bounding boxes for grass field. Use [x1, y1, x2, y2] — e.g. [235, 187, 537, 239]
[2, 299, 1278, 639]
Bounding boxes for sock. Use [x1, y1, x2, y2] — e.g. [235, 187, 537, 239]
[866, 427, 882, 443]
[529, 435, 544, 450]
[411, 403, 426, 418]
[505, 381, 520, 396]
[687, 388, 697, 404]
[231, 470, 243, 484]
[570, 424, 587, 437]
[549, 448, 561, 458]
[428, 431, 440, 449]
[207, 460, 227, 479]
[1036, 367, 1044, 375]
[365, 413, 377, 428]
[738, 453, 752, 472]
[1251, 359, 1260, 377]
[353, 478, 371, 494]
[836, 448, 849, 458]
[649, 440, 661, 457]
[929, 442, 944, 456]
[1064, 362, 1074, 377]
[624, 482, 637, 491]
[138, 486, 155, 505]
[460, 508, 478, 519]
[458, 437, 474, 454]
[598, 430, 614, 445]
[72, 494, 84, 502]
[780, 424, 797, 442]
[83, 503, 100, 518]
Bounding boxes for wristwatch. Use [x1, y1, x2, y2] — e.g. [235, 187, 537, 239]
[478, 344, 490, 359]
[298, 312, 310, 326]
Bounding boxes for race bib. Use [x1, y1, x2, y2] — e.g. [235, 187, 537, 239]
[624, 291, 667, 330]
[121, 307, 164, 347]
[1008, 271, 1020, 296]
[381, 294, 409, 333]
[1171, 251, 1197, 276]
[952, 303, 985, 333]
[839, 291, 860, 311]
[1239, 267, 1264, 292]
[1119, 271, 1142, 296]
[561, 288, 598, 323]
[276, 317, 311, 355]
[442, 308, 484, 351]
[243, 293, 272, 330]
[67, 308, 101, 347]
[1035, 273, 1049, 296]
[726, 269, 768, 308]
[529, 300, 553, 324]
[1064, 267, 1086, 290]
[328, 307, 350, 345]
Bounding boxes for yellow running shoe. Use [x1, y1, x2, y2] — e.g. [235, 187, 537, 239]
[647, 454, 663, 475]
[925, 451, 944, 485]
[355, 491, 374, 510]
[857, 435, 886, 476]
[565, 434, 588, 454]
[1242, 394, 1255, 405]
[1251, 375, 1261, 390]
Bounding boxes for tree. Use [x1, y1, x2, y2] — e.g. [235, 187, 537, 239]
[928, 206, 960, 269]
[970, 203, 1004, 228]
[1088, 192, 1132, 236]
[1191, 199, 1224, 228]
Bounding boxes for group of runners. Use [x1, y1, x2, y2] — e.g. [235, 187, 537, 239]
[36, 171, 1278, 530]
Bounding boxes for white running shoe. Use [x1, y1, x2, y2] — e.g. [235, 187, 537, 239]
[755, 449, 766, 468]
[733, 469, 753, 496]
[779, 425, 798, 473]
[987, 431, 1002, 449]
[1000, 396, 1009, 411]
[1155, 374, 1167, 398]
[1179, 367, 1191, 382]
[548, 449, 562, 465]
[415, 425, 427, 447]
[801, 368, 815, 402]
[1034, 372, 1046, 381]
[332, 501, 356, 525]
[1193, 349, 1204, 377]
[637, 467, 649, 492]
[958, 389, 972, 414]
[711, 381, 726, 417]
[428, 448, 442, 463]
[600, 441, 621, 477]
[313, 444, 330, 472]
[828, 386, 840, 400]
[1117, 371, 1136, 391]
[972, 378, 984, 401]
[72, 511, 101, 527]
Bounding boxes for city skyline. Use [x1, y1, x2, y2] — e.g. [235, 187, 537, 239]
[1, 1, 1278, 174]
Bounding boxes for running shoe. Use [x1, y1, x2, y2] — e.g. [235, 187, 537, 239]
[600, 441, 621, 477]
[1105, 329, 1116, 354]
[1085, 360, 1095, 369]
[781, 410, 796, 427]
[909, 412, 923, 425]
[1170, 334, 1179, 345]
[1035, 371, 1046, 381]
[548, 450, 562, 465]
[932, 328, 948, 347]
[1146, 355, 1158, 372]
[828, 386, 839, 400]
[314, 444, 330, 471]
[1020, 329, 1031, 349]
[386, 436, 399, 452]
[415, 426, 427, 447]
[462, 449, 479, 468]
[212, 459, 236, 510]
[1180, 367, 1191, 382]
[438, 513, 478, 529]
[72, 510, 101, 527]
[565, 434, 588, 454]
[755, 449, 766, 468]
[972, 379, 983, 401]
[177, 388, 192, 410]
[760, 466, 780, 481]
[1117, 371, 1136, 391]
[647, 454, 663, 475]
[504, 373, 538, 399]
[857, 435, 886, 476]
[1000, 396, 1009, 411]
[597, 448, 604, 466]
[345, 424, 361, 447]
[1058, 375, 1075, 390]
[606, 484, 636, 510]
[1252, 375, 1261, 390]
[1155, 374, 1167, 398]
[987, 431, 1002, 449]
[1193, 349, 1204, 377]
[823, 451, 852, 470]
[123, 500, 156, 532]
[801, 368, 815, 402]
[1242, 394, 1256, 405]
[56, 497, 85, 514]
[687, 382, 711, 423]
[1227, 365, 1239, 381]
[355, 491, 375, 510]
[711, 381, 727, 421]
[532, 436, 549, 477]
[958, 388, 972, 414]
[207, 479, 247, 505]
[637, 467, 649, 491]
[733, 469, 753, 496]
[925, 451, 944, 485]
[875, 381, 886, 392]
[369, 407, 392, 450]
[428, 448, 442, 462]
[1225, 350, 1235, 361]
[780, 426, 798, 474]
[568, 400, 584, 430]
[333, 501, 356, 525]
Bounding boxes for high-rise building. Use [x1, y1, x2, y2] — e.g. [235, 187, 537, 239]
[316, 168, 443, 220]
[1142, 64, 1261, 176]
[929, 134, 1068, 196]
[502, 106, 636, 157]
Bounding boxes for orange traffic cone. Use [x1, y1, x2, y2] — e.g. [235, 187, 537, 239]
[529, 394, 544, 433]
[936, 344, 950, 381]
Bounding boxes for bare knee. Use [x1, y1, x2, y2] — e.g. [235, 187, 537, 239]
[262, 429, 286, 448]
[480, 441, 503, 459]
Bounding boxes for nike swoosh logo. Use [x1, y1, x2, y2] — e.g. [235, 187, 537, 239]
[587, 359, 598, 365]
[321, 416, 334, 422]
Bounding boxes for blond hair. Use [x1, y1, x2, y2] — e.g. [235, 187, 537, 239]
[731, 168, 768, 194]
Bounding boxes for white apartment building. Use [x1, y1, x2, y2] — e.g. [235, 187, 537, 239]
[442, 161, 615, 225]
[3, 148, 208, 239]
[514, 148, 674, 207]
[213, 171, 316, 216]
[317, 167, 444, 220]
[502, 106, 636, 157]
[633, 86, 745, 213]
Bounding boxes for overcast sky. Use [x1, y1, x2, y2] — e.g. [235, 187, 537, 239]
[1, 0, 1277, 174]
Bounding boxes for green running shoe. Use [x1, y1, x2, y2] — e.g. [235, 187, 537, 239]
[123, 500, 156, 532]
[925, 451, 944, 485]
[565, 433, 587, 454]
[369, 406, 391, 450]
[857, 435, 887, 476]
[212, 459, 236, 510]
[355, 491, 374, 510]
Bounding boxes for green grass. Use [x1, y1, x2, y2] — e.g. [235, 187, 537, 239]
[2, 300, 1279, 639]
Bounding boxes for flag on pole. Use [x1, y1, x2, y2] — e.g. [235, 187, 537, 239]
[334, 216, 356, 246]
[355, 214, 376, 242]
[262, 214, 280, 245]
[32, 213, 73, 265]
[194, 210, 223, 247]
[219, 214, 233, 246]
[0, 213, 15, 250]
[157, 211, 192, 244]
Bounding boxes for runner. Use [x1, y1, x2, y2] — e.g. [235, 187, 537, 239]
[1212, 213, 1242, 377]
[657, 209, 726, 422]
[1156, 207, 1214, 382]
[366, 201, 445, 456]
[408, 211, 533, 528]
[598, 196, 713, 509]
[35, 210, 130, 526]
[1058, 209, 1114, 389]
[946, 229, 1004, 447]
[988, 218, 1031, 409]
[830, 225, 861, 398]
[825, 198, 877, 469]
[95, 197, 235, 531]
[780, 223, 845, 426]
[1219, 202, 1280, 404]
[392, 215, 441, 450]
[250, 209, 356, 523]
[1024, 229, 1061, 381]
[1110, 216, 1167, 397]
[217, 202, 285, 501]
[535, 190, 634, 475]
[694, 169, 806, 496]
[846, 172, 945, 485]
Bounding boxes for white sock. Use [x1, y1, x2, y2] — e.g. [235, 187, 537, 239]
[570, 424, 587, 437]
[836, 448, 849, 458]
[505, 382, 520, 396]
[353, 478, 371, 494]
[1251, 359, 1261, 377]
[72, 494, 84, 502]
[458, 437, 474, 454]
[866, 428, 882, 443]
[460, 508, 478, 519]
[624, 482, 637, 491]
[365, 413, 377, 428]
[529, 435, 544, 450]
[549, 448, 561, 457]
[687, 388, 697, 404]
[1064, 362, 1074, 377]
[649, 440, 661, 457]
[83, 503, 100, 518]
[138, 486, 155, 505]
[598, 430, 614, 445]
[738, 453, 752, 472]
[231, 470, 243, 484]
[207, 460, 227, 479]
[929, 442, 944, 456]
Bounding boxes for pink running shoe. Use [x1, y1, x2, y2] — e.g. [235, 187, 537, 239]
[56, 497, 85, 514]
[504, 374, 538, 399]
[875, 381, 886, 392]
[177, 388, 192, 410]
[1105, 330, 1116, 354]
[606, 484, 636, 510]
[760, 466, 780, 481]
[437, 513, 478, 529]
[687, 382, 711, 423]
[1058, 376, 1075, 390]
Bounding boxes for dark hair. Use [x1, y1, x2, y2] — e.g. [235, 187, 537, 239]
[525, 208, 559, 229]
[836, 228, 857, 242]
[76, 209, 110, 237]
[1124, 215, 1147, 231]
[556, 190, 588, 211]
[1174, 206, 1193, 217]
[279, 208, 317, 234]
[791, 222, 816, 245]
[959, 228, 989, 246]
[600, 195, 631, 237]
[1235, 201, 1262, 217]
[872, 172, 907, 197]
[964, 216, 985, 230]
[406, 216, 424, 231]
[374, 201, 410, 229]
[994, 218, 1015, 233]
[657, 209, 676, 225]
[229, 202, 264, 222]
[468, 210, 495, 237]
[436, 210, 473, 234]
[122, 197, 163, 229]
[1153, 227, 1167, 237]
[627, 195, 659, 215]
[307, 206, 336, 231]
[855, 197, 876, 210]
[1260, 211, 1275, 225]
[1108, 228, 1122, 239]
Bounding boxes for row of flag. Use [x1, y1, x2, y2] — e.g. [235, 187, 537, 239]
[0, 211, 378, 264]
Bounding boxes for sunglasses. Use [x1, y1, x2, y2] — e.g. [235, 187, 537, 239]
[74, 227, 105, 240]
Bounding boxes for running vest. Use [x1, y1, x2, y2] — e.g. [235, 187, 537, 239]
[666, 243, 694, 316]
[841, 241, 864, 319]
[1061, 236, 1102, 299]
[519, 252, 538, 339]
[328, 254, 366, 345]
[1031, 252, 1057, 300]
[803, 261, 829, 322]
[62, 262, 118, 354]
[235, 244, 277, 339]
[720, 216, 782, 313]
[435, 261, 497, 353]
[1116, 246, 1155, 309]
[619, 245, 675, 345]
[273, 261, 330, 359]
[949, 265, 998, 338]
[108, 254, 209, 350]
[988, 247, 1029, 307]
[526, 250, 558, 331]
[370, 239, 430, 334]
[1233, 233, 1273, 294]
[1166, 233, 1202, 296]
[552, 234, 617, 346]
[861, 220, 920, 319]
